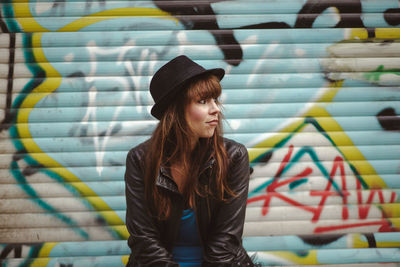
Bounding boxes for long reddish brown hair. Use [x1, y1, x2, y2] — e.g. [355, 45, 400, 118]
[144, 73, 235, 220]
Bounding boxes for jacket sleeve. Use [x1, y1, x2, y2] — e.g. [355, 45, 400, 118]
[124, 148, 178, 267]
[202, 143, 254, 267]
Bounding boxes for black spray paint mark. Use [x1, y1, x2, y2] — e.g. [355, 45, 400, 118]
[365, 233, 377, 248]
[99, 124, 122, 137]
[85, 0, 106, 9]
[300, 233, 377, 247]
[240, 22, 291, 29]
[50, 0, 67, 17]
[22, 164, 45, 177]
[0, 7, 10, 33]
[384, 8, 400, 26]
[0, 33, 15, 132]
[257, 150, 273, 164]
[154, 0, 243, 66]
[377, 107, 400, 131]
[366, 27, 376, 38]
[300, 234, 344, 246]
[12, 149, 28, 162]
[0, 244, 22, 260]
[0, 243, 44, 266]
[294, 0, 364, 28]
[50, 0, 105, 15]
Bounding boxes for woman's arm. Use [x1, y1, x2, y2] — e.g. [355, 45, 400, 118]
[202, 142, 254, 266]
[125, 147, 178, 267]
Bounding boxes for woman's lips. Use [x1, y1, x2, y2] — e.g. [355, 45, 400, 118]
[207, 120, 218, 126]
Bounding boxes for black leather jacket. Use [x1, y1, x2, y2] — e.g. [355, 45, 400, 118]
[124, 138, 254, 266]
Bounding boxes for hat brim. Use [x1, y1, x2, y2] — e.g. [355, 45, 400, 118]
[151, 67, 225, 120]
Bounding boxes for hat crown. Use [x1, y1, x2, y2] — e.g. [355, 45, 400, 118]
[150, 55, 205, 103]
[149, 55, 225, 120]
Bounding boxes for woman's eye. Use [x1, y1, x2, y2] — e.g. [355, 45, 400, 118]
[197, 98, 219, 104]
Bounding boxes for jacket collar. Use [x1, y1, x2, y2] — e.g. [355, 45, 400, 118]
[155, 165, 180, 194]
[155, 156, 215, 193]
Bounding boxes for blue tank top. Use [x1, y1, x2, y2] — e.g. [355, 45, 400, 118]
[172, 208, 203, 266]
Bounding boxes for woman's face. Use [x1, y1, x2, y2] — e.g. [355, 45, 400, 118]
[185, 97, 220, 140]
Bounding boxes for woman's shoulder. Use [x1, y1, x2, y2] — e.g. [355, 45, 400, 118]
[222, 137, 248, 160]
[127, 139, 151, 160]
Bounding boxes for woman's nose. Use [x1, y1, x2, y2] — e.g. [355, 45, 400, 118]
[209, 101, 220, 114]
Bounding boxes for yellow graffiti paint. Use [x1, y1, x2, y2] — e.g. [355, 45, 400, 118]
[316, 81, 343, 102]
[98, 211, 129, 226]
[84, 196, 121, 212]
[250, 119, 304, 161]
[268, 250, 318, 265]
[37, 242, 58, 258]
[376, 240, 400, 248]
[250, 80, 387, 188]
[349, 28, 369, 40]
[122, 255, 129, 265]
[30, 258, 52, 267]
[15, 46, 83, 186]
[32, 33, 43, 48]
[380, 203, 400, 218]
[352, 233, 369, 248]
[115, 226, 129, 240]
[375, 28, 400, 39]
[306, 106, 386, 188]
[349, 28, 400, 40]
[58, 8, 178, 32]
[389, 218, 400, 230]
[13, 3, 49, 32]
[19, 92, 51, 108]
[13, 2, 177, 32]
[12, 4, 179, 241]
[251, 80, 343, 162]
[353, 233, 400, 248]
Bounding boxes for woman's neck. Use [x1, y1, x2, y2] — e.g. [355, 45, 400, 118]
[189, 137, 199, 151]
[170, 163, 187, 194]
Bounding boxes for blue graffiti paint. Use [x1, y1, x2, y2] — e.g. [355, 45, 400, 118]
[289, 178, 308, 190]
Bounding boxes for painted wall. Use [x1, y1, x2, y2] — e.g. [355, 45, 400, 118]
[1, 0, 400, 266]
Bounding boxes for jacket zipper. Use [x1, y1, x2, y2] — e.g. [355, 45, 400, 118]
[199, 158, 215, 176]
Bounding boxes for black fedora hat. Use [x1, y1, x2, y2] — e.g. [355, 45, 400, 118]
[150, 55, 225, 120]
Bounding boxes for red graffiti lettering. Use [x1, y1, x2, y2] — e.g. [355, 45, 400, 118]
[248, 145, 398, 233]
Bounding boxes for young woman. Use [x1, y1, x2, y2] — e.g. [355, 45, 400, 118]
[124, 55, 254, 266]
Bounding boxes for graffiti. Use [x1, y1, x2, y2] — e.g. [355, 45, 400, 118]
[377, 107, 400, 131]
[0, 0, 400, 266]
[1, 233, 399, 266]
[247, 117, 399, 235]
[0, 7, 8, 32]
[295, 0, 364, 28]
[0, 29, 15, 132]
[50, 0, 106, 14]
[0, 244, 23, 260]
[154, 0, 243, 66]
[385, 7, 400, 26]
